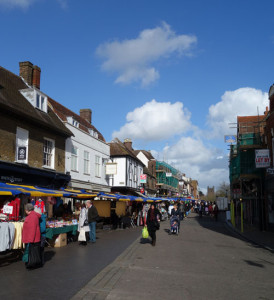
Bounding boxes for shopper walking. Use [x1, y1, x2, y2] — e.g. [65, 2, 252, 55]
[78, 203, 90, 245]
[213, 202, 219, 221]
[146, 203, 160, 246]
[86, 200, 99, 243]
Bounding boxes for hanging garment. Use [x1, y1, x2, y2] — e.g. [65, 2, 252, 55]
[0, 223, 15, 252]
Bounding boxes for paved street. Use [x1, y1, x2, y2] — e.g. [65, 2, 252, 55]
[0, 227, 141, 300]
[73, 214, 274, 300]
[1, 214, 274, 300]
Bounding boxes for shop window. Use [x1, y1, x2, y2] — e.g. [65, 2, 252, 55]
[84, 150, 90, 174]
[43, 138, 55, 168]
[15, 127, 28, 164]
[71, 145, 78, 171]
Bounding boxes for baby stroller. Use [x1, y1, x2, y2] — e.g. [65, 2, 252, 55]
[170, 215, 180, 235]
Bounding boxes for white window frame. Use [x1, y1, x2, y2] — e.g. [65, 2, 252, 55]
[83, 150, 90, 175]
[95, 155, 101, 177]
[35, 91, 47, 112]
[15, 127, 29, 164]
[71, 145, 78, 171]
[43, 138, 55, 169]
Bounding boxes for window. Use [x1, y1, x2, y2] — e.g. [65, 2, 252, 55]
[95, 155, 101, 177]
[36, 93, 45, 110]
[84, 151, 90, 174]
[43, 138, 55, 168]
[71, 145, 78, 171]
[16, 127, 28, 164]
[67, 116, 79, 128]
[72, 119, 79, 128]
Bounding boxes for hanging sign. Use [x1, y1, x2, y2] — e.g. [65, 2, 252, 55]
[255, 149, 270, 168]
[3, 205, 13, 214]
[18, 146, 27, 160]
[105, 163, 117, 175]
[140, 174, 147, 183]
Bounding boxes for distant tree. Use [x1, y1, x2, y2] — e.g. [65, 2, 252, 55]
[216, 182, 230, 198]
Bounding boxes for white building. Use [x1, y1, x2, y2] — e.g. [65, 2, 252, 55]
[108, 138, 144, 195]
[48, 101, 110, 192]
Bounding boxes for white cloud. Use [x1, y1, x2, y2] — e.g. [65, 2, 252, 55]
[207, 87, 268, 138]
[0, 0, 67, 9]
[112, 99, 192, 141]
[155, 136, 229, 191]
[0, 0, 37, 8]
[96, 22, 197, 87]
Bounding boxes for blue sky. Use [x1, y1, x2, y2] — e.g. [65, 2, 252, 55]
[1, 0, 274, 193]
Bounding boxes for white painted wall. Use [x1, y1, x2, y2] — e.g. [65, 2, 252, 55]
[109, 156, 143, 189]
[136, 151, 149, 167]
[65, 123, 110, 189]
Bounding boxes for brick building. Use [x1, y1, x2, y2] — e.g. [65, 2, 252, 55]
[0, 62, 72, 188]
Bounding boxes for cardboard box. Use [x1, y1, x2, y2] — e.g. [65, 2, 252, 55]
[49, 233, 67, 248]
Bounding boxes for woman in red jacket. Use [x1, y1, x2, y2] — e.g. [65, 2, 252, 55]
[22, 203, 41, 244]
[22, 203, 42, 269]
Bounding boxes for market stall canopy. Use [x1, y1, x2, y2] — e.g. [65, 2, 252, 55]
[0, 183, 73, 197]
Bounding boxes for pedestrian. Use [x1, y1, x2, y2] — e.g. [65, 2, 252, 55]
[146, 203, 160, 246]
[86, 200, 99, 243]
[22, 203, 42, 269]
[171, 203, 181, 232]
[213, 202, 219, 221]
[208, 202, 213, 218]
[78, 203, 90, 245]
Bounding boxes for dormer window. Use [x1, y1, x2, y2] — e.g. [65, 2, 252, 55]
[67, 116, 79, 128]
[20, 88, 48, 113]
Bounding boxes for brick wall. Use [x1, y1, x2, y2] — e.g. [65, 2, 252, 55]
[0, 112, 66, 173]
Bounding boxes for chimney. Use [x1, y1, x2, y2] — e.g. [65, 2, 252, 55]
[32, 65, 41, 89]
[124, 138, 133, 151]
[19, 61, 33, 86]
[80, 109, 92, 124]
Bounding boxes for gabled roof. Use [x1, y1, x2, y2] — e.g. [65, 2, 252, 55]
[48, 98, 106, 142]
[109, 138, 145, 166]
[0, 66, 72, 137]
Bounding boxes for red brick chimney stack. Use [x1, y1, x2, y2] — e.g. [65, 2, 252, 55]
[32, 65, 41, 89]
[80, 109, 92, 124]
[19, 61, 33, 86]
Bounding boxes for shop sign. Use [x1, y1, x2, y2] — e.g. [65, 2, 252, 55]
[1, 175, 23, 183]
[18, 146, 26, 160]
[255, 149, 270, 168]
[3, 205, 13, 214]
[224, 135, 236, 143]
[105, 163, 117, 175]
[140, 174, 147, 183]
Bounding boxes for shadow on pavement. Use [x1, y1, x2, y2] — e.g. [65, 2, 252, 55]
[0, 250, 22, 267]
[139, 238, 151, 244]
[44, 250, 55, 263]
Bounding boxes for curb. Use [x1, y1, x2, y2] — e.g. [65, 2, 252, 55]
[224, 220, 274, 253]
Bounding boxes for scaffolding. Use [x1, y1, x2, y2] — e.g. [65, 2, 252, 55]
[156, 161, 179, 189]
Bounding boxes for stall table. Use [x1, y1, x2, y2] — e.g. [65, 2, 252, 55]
[46, 224, 78, 239]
